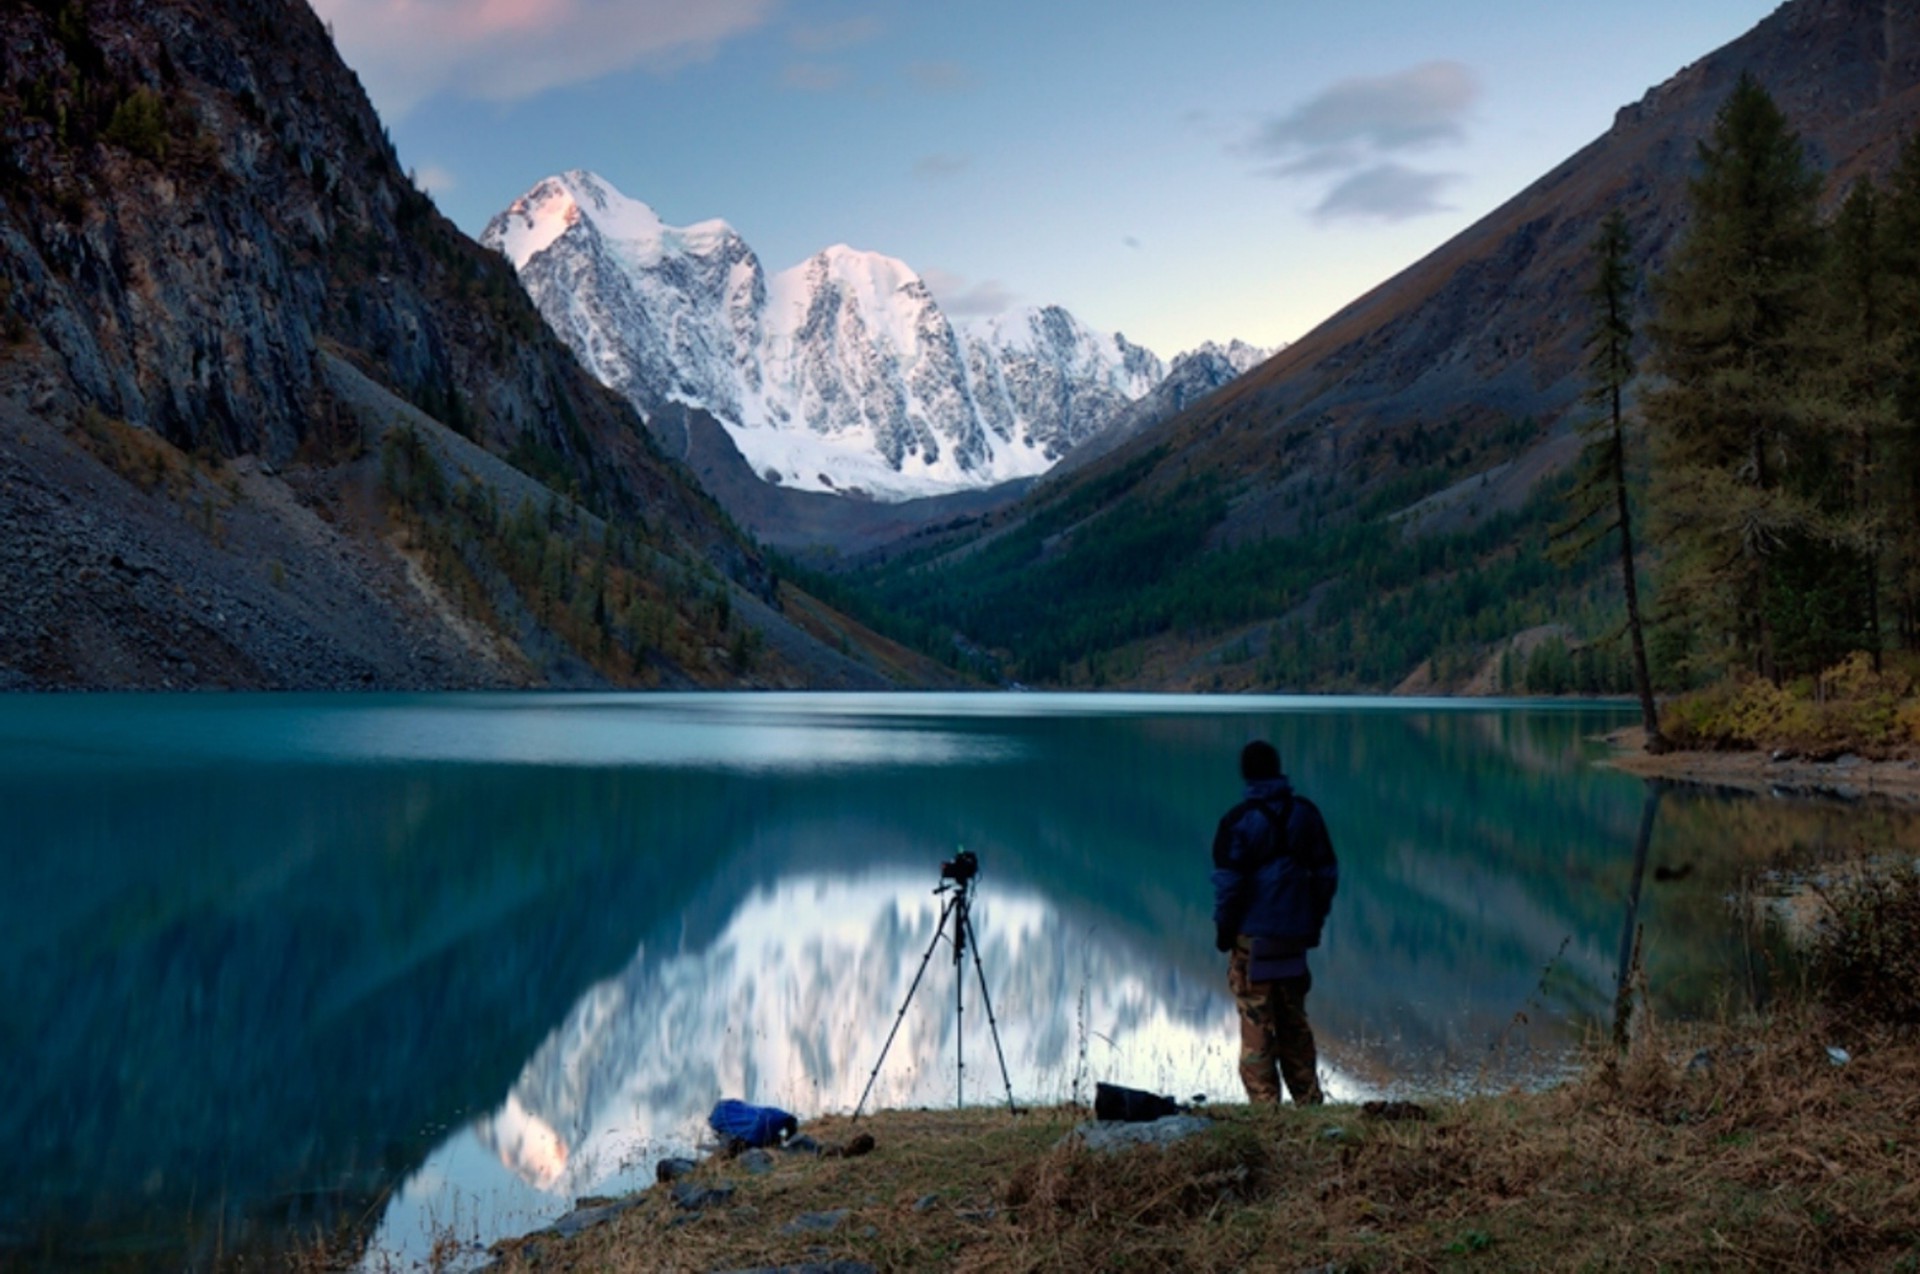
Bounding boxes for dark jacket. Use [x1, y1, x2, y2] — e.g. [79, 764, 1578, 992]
[1210, 776, 1338, 950]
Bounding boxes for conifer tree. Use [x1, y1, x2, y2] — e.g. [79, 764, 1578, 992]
[1825, 178, 1899, 669]
[1883, 133, 1920, 648]
[1555, 209, 1666, 748]
[1646, 73, 1836, 682]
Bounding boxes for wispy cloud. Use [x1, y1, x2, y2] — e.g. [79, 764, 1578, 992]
[1313, 164, 1461, 223]
[781, 61, 848, 92]
[414, 164, 458, 195]
[1248, 61, 1478, 159]
[921, 268, 1017, 318]
[311, 0, 780, 118]
[788, 16, 882, 51]
[1238, 61, 1479, 223]
[905, 60, 974, 94]
[912, 152, 970, 180]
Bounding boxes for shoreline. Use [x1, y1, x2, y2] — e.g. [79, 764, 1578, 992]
[1598, 726, 1920, 804]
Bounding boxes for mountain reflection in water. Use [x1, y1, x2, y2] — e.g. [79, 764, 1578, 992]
[10, 693, 1893, 1272]
[464, 872, 1301, 1198]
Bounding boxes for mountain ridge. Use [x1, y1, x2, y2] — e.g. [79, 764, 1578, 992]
[483, 170, 1261, 512]
[837, 0, 1920, 691]
[0, 0, 940, 692]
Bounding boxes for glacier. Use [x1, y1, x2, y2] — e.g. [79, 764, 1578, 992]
[483, 171, 1265, 503]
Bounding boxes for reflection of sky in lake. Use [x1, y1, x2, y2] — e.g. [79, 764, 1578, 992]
[16, 691, 1749, 1273]
[0, 693, 1033, 772]
[367, 871, 1361, 1268]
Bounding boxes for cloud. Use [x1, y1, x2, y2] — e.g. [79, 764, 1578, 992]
[1122, 235, 1142, 250]
[1247, 61, 1478, 160]
[912, 152, 970, 180]
[921, 268, 1018, 318]
[414, 164, 458, 195]
[311, 0, 780, 117]
[905, 60, 974, 93]
[781, 61, 848, 92]
[1312, 164, 1461, 223]
[1238, 61, 1478, 224]
[788, 16, 882, 51]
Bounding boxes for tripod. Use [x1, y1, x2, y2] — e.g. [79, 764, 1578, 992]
[853, 855, 1017, 1121]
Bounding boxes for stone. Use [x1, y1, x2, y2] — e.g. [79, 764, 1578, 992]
[655, 1156, 697, 1183]
[1361, 1100, 1430, 1122]
[1065, 1113, 1214, 1154]
[822, 1132, 876, 1158]
[779, 1208, 848, 1235]
[912, 1193, 940, 1213]
[739, 1148, 777, 1175]
[1686, 1045, 1755, 1075]
[671, 1180, 736, 1212]
[547, 1195, 640, 1238]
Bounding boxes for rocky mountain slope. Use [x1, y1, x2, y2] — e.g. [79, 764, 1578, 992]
[0, 0, 939, 691]
[842, 0, 1920, 690]
[482, 172, 1258, 510]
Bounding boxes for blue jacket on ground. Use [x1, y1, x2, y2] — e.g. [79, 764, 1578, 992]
[708, 1099, 798, 1148]
[1210, 776, 1338, 957]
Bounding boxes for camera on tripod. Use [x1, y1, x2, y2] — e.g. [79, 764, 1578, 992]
[854, 847, 1015, 1120]
[940, 849, 979, 886]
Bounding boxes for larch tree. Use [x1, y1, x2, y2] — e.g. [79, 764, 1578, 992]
[1824, 177, 1899, 670]
[1554, 209, 1667, 749]
[1646, 73, 1837, 683]
[1883, 133, 1920, 649]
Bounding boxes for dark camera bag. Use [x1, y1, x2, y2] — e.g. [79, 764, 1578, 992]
[1093, 1081, 1181, 1123]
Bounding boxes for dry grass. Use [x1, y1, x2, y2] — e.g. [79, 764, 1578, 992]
[466, 1019, 1920, 1273]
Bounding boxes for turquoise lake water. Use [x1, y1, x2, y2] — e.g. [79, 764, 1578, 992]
[3, 691, 1883, 1270]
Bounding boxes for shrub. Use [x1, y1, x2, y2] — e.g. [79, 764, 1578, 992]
[1807, 859, 1920, 1032]
[1660, 653, 1920, 753]
[103, 88, 168, 162]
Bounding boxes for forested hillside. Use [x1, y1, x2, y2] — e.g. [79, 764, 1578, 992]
[0, 0, 934, 690]
[812, 0, 1920, 695]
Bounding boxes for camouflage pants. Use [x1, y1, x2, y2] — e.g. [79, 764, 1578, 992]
[1228, 943, 1324, 1105]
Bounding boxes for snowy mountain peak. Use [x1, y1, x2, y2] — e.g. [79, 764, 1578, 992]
[1180, 338, 1273, 376]
[487, 172, 1262, 502]
[486, 170, 745, 273]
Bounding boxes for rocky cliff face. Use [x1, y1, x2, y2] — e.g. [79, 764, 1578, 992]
[0, 0, 930, 690]
[483, 172, 1198, 503]
[0, 0, 677, 506]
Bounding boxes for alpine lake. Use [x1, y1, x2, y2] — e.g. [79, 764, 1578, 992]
[4, 691, 1913, 1271]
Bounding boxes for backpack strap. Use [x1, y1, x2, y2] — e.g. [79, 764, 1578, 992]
[1211, 793, 1299, 871]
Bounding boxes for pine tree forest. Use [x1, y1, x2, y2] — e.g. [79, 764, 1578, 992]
[1642, 75, 1920, 692]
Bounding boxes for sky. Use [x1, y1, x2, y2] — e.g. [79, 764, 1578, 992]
[308, 0, 1780, 360]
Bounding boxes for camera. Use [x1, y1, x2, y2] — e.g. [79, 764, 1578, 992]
[940, 849, 979, 884]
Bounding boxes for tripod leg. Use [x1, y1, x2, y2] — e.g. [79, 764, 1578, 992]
[955, 915, 964, 1110]
[962, 907, 1020, 1114]
[853, 894, 956, 1122]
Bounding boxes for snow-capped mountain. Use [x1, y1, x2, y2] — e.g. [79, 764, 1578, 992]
[483, 171, 1246, 502]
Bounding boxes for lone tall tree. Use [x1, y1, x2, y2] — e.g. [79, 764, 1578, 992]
[1555, 209, 1666, 750]
[1646, 73, 1830, 683]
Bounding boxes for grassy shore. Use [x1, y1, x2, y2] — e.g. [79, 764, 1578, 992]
[451, 1011, 1919, 1273]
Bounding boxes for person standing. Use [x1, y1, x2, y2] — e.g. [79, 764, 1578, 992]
[1211, 739, 1338, 1105]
